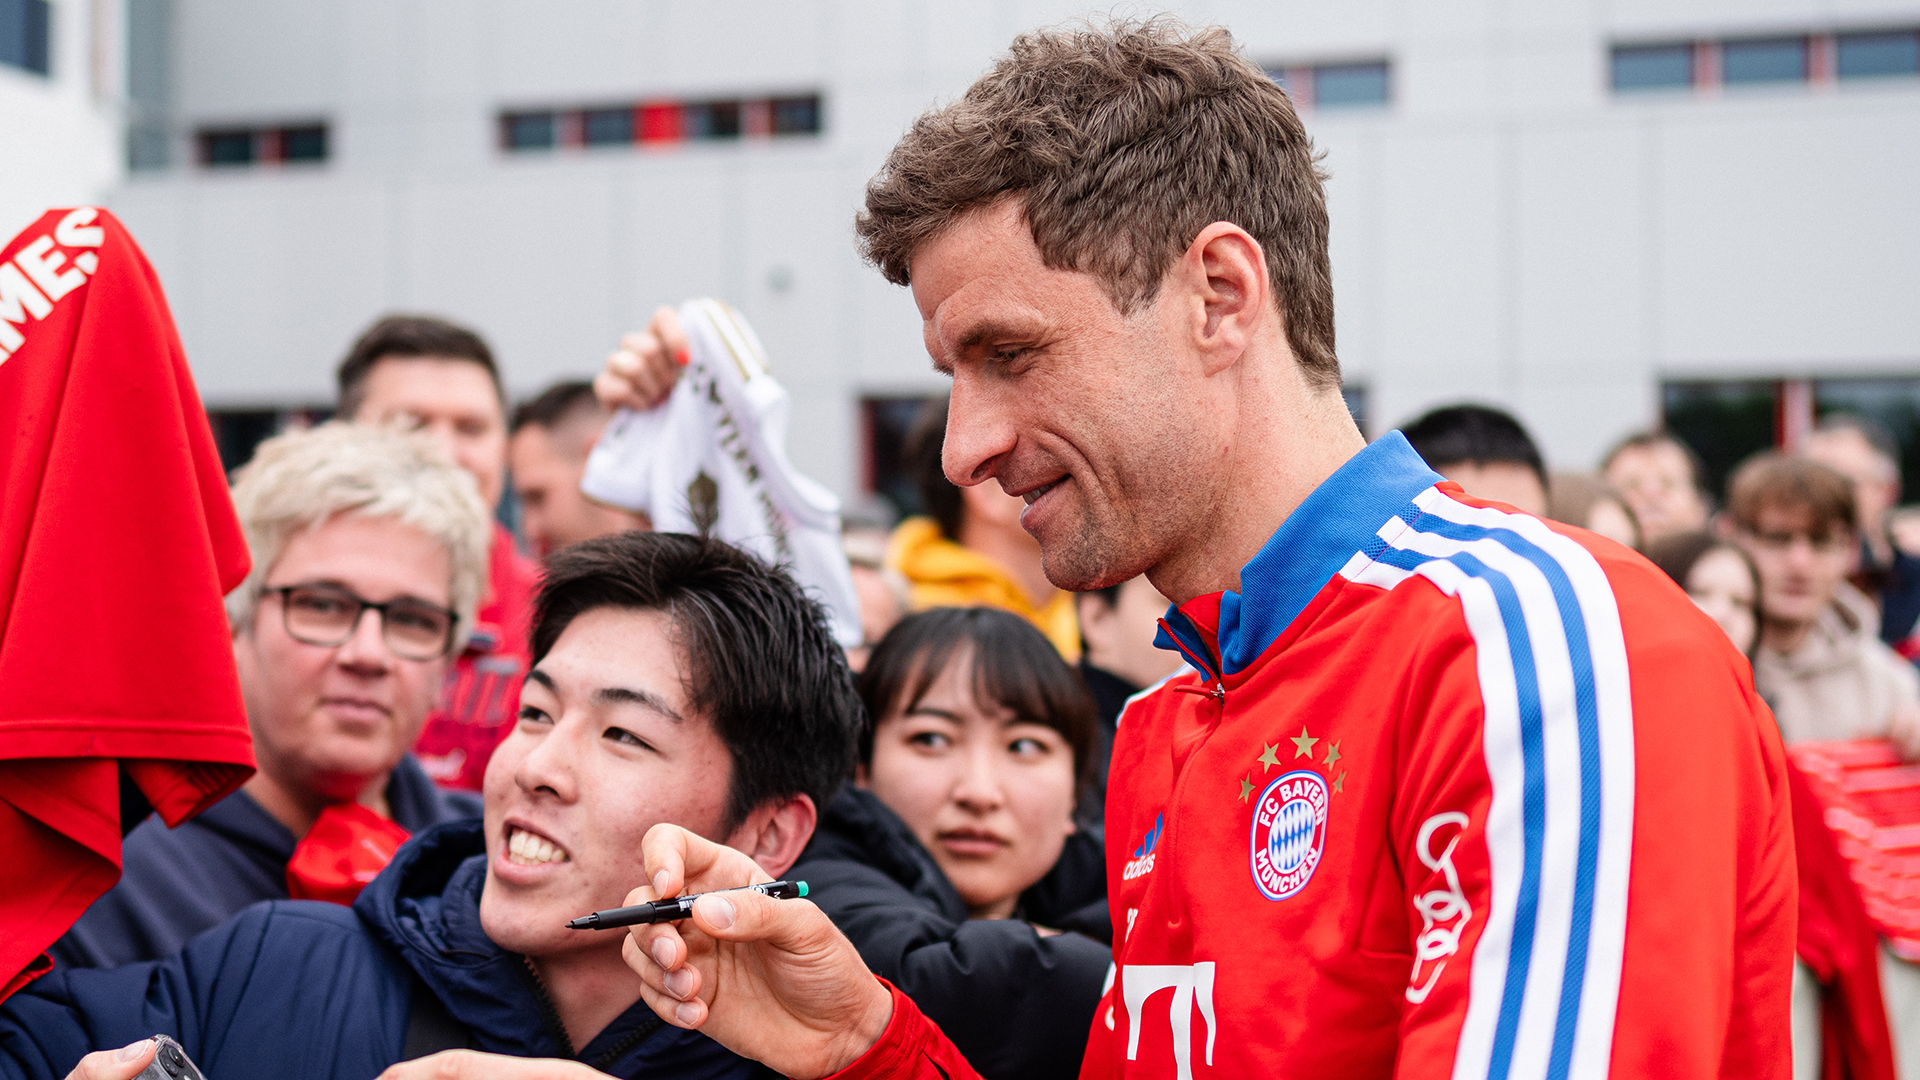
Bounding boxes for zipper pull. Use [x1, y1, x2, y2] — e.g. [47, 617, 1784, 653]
[1173, 680, 1226, 703]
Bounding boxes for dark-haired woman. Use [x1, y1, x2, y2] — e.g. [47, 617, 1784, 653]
[792, 607, 1110, 1080]
[1645, 530, 1760, 656]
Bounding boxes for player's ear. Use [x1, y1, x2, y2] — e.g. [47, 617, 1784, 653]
[1175, 222, 1270, 376]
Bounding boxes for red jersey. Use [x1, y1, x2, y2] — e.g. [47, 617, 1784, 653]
[831, 432, 1794, 1080]
[0, 208, 253, 998]
[412, 523, 536, 791]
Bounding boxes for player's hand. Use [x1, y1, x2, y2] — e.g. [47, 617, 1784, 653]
[622, 824, 892, 1080]
[1890, 703, 1920, 763]
[374, 1050, 606, 1080]
[64, 1040, 155, 1080]
[593, 307, 688, 413]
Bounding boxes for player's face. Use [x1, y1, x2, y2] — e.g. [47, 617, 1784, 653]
[861, 648, 1077, 920]
[911, 199, 1223, 592]
[234, 514, 450, 803]
[479, 606, 738, 959]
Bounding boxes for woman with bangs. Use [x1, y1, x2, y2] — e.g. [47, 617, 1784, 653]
[792, 606, 1111, 1080]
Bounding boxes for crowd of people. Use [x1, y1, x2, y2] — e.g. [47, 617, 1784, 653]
[1, 15, 1911, 1080]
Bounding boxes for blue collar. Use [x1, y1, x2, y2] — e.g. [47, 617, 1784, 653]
[1155, 431, 1442, 678]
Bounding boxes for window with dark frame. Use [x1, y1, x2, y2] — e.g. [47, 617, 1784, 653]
[1721, 37, 1809, 84]
[1263, 59, 1393, 109]
[1839, 30, 1920, 78]
[1314, 62, 1391, 107]
[1611, 44, 1695, 91]
[197, 123, 330, 168]
[500, 92, 822, 153]
[0, 0, 50, 76]
[1613, 26, 1920, 96]
[582, 107, 634, 146]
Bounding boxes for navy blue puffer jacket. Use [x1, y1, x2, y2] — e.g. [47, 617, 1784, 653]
[0, 821, 768, 1080]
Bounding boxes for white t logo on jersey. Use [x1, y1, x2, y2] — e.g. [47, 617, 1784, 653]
[1122, 962, 1216, 1080]
[1407, 811, 1472, 1003]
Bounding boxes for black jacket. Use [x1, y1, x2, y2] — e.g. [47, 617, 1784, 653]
[793, 787, 1110, 1080]
[53, 753, 480, 969]
[2, 821, 764, 1080]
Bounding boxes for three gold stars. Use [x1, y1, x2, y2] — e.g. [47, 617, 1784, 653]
[1244, 728, 1351, 801]
[1290, 726, 1319, 758]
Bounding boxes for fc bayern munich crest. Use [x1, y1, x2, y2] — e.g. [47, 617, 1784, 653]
[1250, 770, 1330, 901]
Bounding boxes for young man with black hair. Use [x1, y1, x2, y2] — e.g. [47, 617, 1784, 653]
[509, 381, 651, 560]
[9, 533, 860, 1080]
[1399, 404, 1551, 518]
[335, 315, 542, 793]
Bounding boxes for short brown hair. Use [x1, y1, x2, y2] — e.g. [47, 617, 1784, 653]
[336, 314, 502, 419]
[854, 18, 1338, 388]
[1602, 431, 1707, 496]
[1726, 452, 1856, 539]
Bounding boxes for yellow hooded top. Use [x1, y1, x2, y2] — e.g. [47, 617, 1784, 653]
[885, 516, 1082, 661]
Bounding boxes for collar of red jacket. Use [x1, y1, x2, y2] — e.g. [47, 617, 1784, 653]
[1155, 432, 1444, 681]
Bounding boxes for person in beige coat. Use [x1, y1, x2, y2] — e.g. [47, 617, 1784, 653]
[1732, 452, 1920, 750]
[1732, 450, 1920, 1080]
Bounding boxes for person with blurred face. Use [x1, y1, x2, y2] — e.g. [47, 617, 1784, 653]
[1603, 432, 1712, 543]
[1399, 403, 1551, 517]
[1807, 416, 1902, 572]
[788, 607, 1109, 1080]
[882, 396, 1082, 660]
[1075, 575, 1184, 812]
[1727, 454, 1920, 1080]
[52, 424, 489, 969]
[573, 21, 1792, 1080]
[1646, 531, 1761, 657]
[337, 315, 541, 792]
[1728, 452, 1920, 756]
[1804, 414, 1920, 650]
[12, 533, 860, 1080]
[1547, 472, 1643, 551]
[509, 381, 651, 560]
[841, 528, 909, 672]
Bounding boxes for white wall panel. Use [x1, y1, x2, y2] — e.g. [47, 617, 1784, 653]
[98, 0, 1920, 494]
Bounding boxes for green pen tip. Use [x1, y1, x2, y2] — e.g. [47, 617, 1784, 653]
[797, 881, 808, 898]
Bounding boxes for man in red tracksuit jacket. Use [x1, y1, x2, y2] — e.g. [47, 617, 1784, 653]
[336, 20, 1793, 1080]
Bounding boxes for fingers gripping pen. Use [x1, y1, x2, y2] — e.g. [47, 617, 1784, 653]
[566, 881, 808, 930]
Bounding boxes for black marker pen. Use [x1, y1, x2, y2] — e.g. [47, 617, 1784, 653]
[566, 880, 809, 930]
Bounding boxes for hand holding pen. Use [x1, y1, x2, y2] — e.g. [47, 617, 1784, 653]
[568, 880, 808, 930]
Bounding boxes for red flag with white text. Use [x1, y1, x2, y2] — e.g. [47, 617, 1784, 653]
[0, 207, 254, 1000]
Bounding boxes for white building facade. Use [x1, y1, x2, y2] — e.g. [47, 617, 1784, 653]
[3, 0, 124, 242]
[97, 0, 1920, 502]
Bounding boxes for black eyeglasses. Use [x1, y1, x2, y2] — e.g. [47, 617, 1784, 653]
[261, 583, 458, 661]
